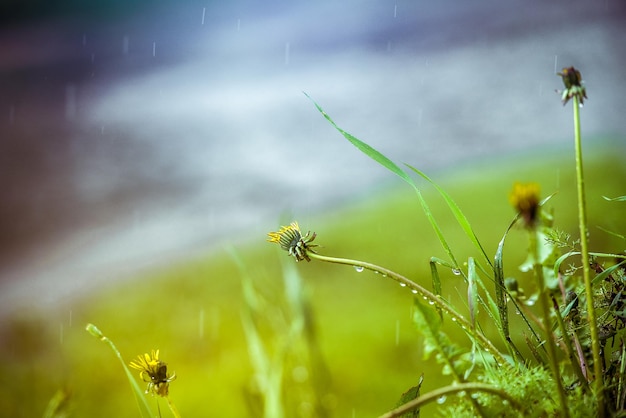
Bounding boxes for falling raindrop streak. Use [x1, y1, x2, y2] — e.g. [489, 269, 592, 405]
[65, 84, 76, 121]
[153, 42, 157, 57]
[285, 42, 290, 65]
[554, 55, 558, 74]
[122, 35, 130, 55]
[395, 319, 400, 346]
[199, 308, 205, 339]
[201, 7, 206, 25]
[393, 4, 398, 18]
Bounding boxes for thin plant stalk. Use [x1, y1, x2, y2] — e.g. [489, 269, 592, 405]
[550, 295, 590, 390]
[573, 94, 604, 413]
[528, 232, 569, 417]
[377, 383, 523, 418]
[306, 252, 510, 367]
[166, 396, 182, 418]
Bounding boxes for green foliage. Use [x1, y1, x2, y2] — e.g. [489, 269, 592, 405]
[306, 93, 626, 417]
[394, 375, 423, 418]
[85, 323, 153, 418]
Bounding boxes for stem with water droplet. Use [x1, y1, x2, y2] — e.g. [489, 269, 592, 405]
[573, 94, 604, 414]
[306, 252, 509, 367]
[377, 382, 523, 418]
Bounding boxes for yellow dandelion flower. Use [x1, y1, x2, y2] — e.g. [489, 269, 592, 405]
[509, 182, 541, 228]
[267, 221, 318, 262]
[129, 349, 176, 397]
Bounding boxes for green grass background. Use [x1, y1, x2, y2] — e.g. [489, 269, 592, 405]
[1, 139, 625, 417]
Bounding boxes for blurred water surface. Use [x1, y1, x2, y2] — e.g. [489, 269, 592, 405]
[1, 0, 625, 314]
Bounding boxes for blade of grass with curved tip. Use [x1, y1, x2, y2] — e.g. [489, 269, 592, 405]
[304, 92, 412, 184]
[85, 323, 153, 418]
[554, 251, 626, 284]
[591, 259, 626, 286]
[602, 195, 626, 202]
[405, 164, 492, 268]
[305, 93, 459, 267]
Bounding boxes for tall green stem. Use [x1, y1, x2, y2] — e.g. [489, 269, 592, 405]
[573, 95, 604, 413]
[528, 232, 569, 417]
[307, 252, 509, 368]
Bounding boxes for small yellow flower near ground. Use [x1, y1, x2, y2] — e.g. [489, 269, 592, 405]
[267, 221, 318, 262]
[509, 182, 541, 228]
[129, 349, 176, 397]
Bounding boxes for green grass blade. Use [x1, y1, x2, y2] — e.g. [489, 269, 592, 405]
[591, 259, 626, 286]
[602, 195, 626, 202]
[304, 92, 413, 185]
[467, 258, 478, 330]
[494, 218, 518, 341]
[85, 323, 153, 418]
[305, 93, 459, 266]
[405, 164, 492, 268]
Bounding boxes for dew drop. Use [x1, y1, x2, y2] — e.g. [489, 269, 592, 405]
[452, 269, 461, 276]
[411, 289, 418, 294]
[428, 300, 435, 305]
[354, 266, 364, 273]
[451, 317, 457, 322]
[471, 393, 480, 399]
[437, 395, 447, 404]
[399, 283, 407, 287]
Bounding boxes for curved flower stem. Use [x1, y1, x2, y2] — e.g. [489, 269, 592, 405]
[377, 382, 523, 418]
[307, 252, 509, 368]
[573, 95, 604, 413]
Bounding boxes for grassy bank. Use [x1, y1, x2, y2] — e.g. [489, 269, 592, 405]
[1, 141, 625, 417]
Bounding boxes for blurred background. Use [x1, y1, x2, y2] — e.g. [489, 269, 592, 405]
[1, 0, 625, 416]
